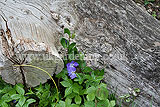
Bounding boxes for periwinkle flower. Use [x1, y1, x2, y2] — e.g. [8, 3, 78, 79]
[65, 40, 68, 44]
[66, 61, 79, 79]
[68, 71, 77, 79]
[13, 100, 16, 103]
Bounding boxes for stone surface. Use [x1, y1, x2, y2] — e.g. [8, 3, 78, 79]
[0, 0, 160, 106]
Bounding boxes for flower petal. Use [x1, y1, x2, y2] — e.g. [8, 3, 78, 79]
[73, 62, 79, 67]
[70, 73, 77, 79]
[67, 66, 76, 72]
[70, 61, 75, 64]
[66, 63, 70, 67]
[68, 72, 72, 76]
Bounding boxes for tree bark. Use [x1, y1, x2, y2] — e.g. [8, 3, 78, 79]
[0, 0, 160, 106]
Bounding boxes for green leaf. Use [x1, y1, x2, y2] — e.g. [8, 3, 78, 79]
[65, 78, 73, 85]
[78, 60, 86, 68]
[63, 56, 68, 66]
[75, 95, 81, 104]
[86, 92, 95, 101]
[144, 0, 150, 5]
[67, 93, 77, 99]
[56, 68, 68, 79]
[79, 89, 86, 95]
[96, 87, 109, 100]
[84, 101, 95, 107]
[42, 90, 50, 98]
[73, 47, 78, 54]
[74, 73, 84, 84]
[1, 86, 13, 93]
[95, 76, 104, 82]
[0, 89, 3, 93]
[83, 67, 92, 73]
[73, 83, 79, 94]
[110, 100, 116, 107]
[58, 101, 66, 107]
[25, 88, 34, 95]
[1, 93, 9, 100]
[152, 11, 157, 18]
[84, 75, 91, 80]
[11, 94, 21, 100]
[125, 98, 131, 103]
[60, 38, 69, 48]
[16, 85, 25, 95]
[35, 83, 43, 91]
[8, 89, 16, 96]
[99, 83, 107, 88]
[79, 52, 84, 60]
[70, 104, 79, 107]
[51, 103, 56, 107]
[87, 86, 96, 93]
[134, 88, 140, 93]
[91, 72, 96, 79]
[60, 81, 72, 87]
[18, 96, 26, 106]
[1, 93, 12, 102]
[1, 102, 8, 107]
[23, 99, 36, 107]
[71, 33, 76, 39]
[100, 69, 105, 76]
[16, 83, 24, 88]
[64, 28, 71, 36]
[65, 98, 72, 106]
[97, 100, 109, 107]
[68, 43, 76, 52]
[45, 83, 51, 90]
[65, 86, 73, 97]
[94, 69, 104, 76]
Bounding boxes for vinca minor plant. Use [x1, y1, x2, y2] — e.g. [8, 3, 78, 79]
[55, 28, 116, 107]
[0, 28, 140, 107]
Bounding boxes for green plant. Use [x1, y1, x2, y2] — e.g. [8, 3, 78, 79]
[144, 0, 155, 5]
[26, 83, 58, 107]
[0, 80, 13, 107]
[55, 28, 116, 107]
[0, 28, 141, 107]
[150, 96, 153, 107]
[152, 11, 157, 18]
[119, 88, 140, 107]
[14, 64, 59, 107]
[10, 84, 36, 107]
[0, 77, 58, 107]
[0, 78, 36, 107]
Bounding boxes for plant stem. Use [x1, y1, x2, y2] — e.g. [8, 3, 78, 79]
[95, 98, 97, 107]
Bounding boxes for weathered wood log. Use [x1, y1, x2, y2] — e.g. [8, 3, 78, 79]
[0, 0, 64, 87]
[0, 37, 63, 87]
[0, 0, 159, 106]
[73, 1, 160, 107]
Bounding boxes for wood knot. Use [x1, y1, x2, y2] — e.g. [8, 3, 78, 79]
[0, 29, 3, 36]
[0, 29, 4, 36]
[50, 11, 60, 22]
[6, 29, 11, 37]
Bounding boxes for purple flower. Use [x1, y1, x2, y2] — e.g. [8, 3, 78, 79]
[66, 61, 79, 79]
[66, 61, 79, 72]
[65, 40, 68, 44]
[68, 71, 77, 79]
[13, 100, 16, 103]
